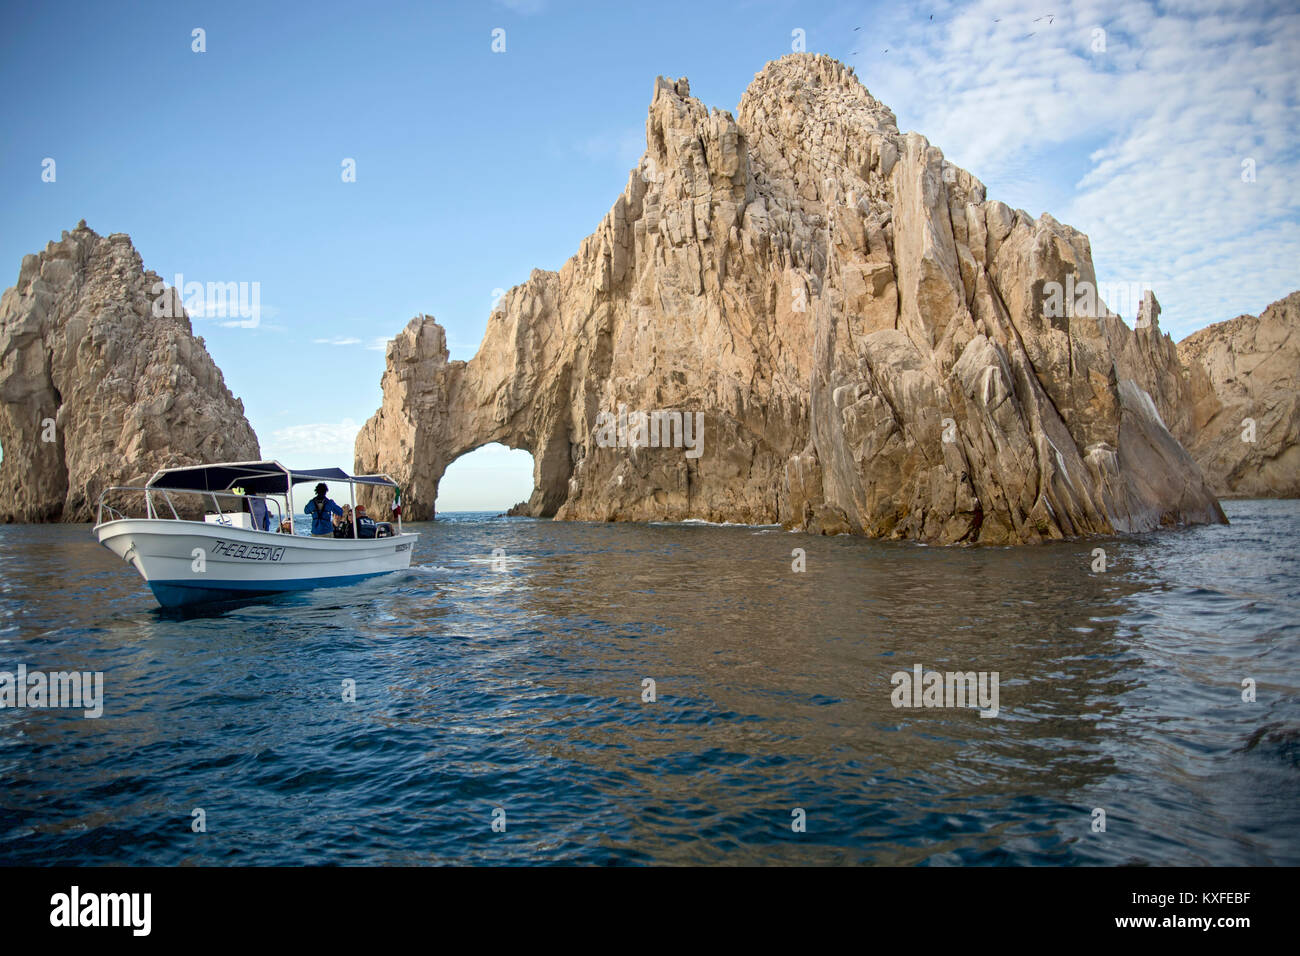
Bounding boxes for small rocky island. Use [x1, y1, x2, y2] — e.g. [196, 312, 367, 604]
[0, 223, 259, 522]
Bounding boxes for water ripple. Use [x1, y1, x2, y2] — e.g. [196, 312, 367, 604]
[0, 501, 1297, 865]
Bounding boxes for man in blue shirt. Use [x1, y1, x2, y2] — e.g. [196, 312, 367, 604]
[304, 482, 343, 536]
[246, 495, 275, 531]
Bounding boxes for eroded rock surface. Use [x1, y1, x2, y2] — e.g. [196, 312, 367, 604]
[1175, 292, 1299, 498]
[0, 222, 259, 522]
[357, 54, 1230, 542]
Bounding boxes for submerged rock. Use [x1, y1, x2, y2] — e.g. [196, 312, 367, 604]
[0, 222, 259, 522]
[357, 54, 1233, 542]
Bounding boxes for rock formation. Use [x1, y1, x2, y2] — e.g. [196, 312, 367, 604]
[0, 222, 260, 522]
[357, 54, 1231, 542]
[1175, 292, 1299, 497]
[1075, 287, 1298, 499]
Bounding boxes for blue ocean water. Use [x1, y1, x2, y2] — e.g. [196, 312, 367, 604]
[1, 500, 1297, 865]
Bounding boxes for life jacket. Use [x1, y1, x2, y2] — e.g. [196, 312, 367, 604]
[310, 496, 336, 534]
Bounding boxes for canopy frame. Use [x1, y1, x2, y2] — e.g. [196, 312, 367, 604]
[143, 460, 402, 534]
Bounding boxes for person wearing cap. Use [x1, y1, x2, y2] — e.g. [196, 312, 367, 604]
[353, 504, 379, 539]
[304, 482, 344, 536]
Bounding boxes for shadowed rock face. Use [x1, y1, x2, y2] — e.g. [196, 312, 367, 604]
[356, 54, 1228, 542]
[0, 222, 259, 522]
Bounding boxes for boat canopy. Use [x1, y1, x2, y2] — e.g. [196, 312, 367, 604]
[145, 460, 398, 495]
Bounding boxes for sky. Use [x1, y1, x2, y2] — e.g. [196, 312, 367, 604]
[2, 0, 1296, 510]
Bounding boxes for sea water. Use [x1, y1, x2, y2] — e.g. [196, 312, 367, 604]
[0, 500, 1296, 865]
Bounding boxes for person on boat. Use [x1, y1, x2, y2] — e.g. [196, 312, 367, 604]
[244, 494, 275, 531]
[354, 504, 378, 539]
[333, 504, 358, 539]
[305, 483, 343, 536]
[356, 504, 396, 538]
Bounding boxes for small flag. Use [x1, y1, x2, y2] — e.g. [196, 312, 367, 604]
[392, 486, 402, 517]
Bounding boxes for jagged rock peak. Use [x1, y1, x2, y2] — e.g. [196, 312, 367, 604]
[0, 223, 260, 522]
[358, 55, 1229, 543]
[739, 53, 898, 132]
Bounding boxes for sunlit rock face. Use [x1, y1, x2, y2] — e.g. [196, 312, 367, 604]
[1173, 292, 1300, 499]
[358, 54, 1230, 542]
[0, 222, 259, 522]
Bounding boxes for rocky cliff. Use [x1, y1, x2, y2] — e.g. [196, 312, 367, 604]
[0, 222, 260, 522]
[1073, 287, 1299, 499]
[1175, 292, 1299, 498]
[357, 54, 1230, 543]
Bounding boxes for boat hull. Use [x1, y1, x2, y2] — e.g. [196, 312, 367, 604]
[93, 518, 418, 608]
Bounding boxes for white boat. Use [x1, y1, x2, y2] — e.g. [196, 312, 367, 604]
[93, 460, 418, 608]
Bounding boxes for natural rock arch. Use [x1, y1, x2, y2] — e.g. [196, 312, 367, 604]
[356, 55, 1228, 543]
[354, 312, 574, 519]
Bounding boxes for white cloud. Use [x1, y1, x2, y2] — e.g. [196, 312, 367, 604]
[264, 418, 361, 469]
[313, 334, 389, 350]
[494, 0, 545, 14]
[576, 126, 646, 167]
[190, 302, 279, 329]
[856, 0, 1300, 336]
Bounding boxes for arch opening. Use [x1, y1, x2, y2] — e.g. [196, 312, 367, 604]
[437, 443, 536, 514]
